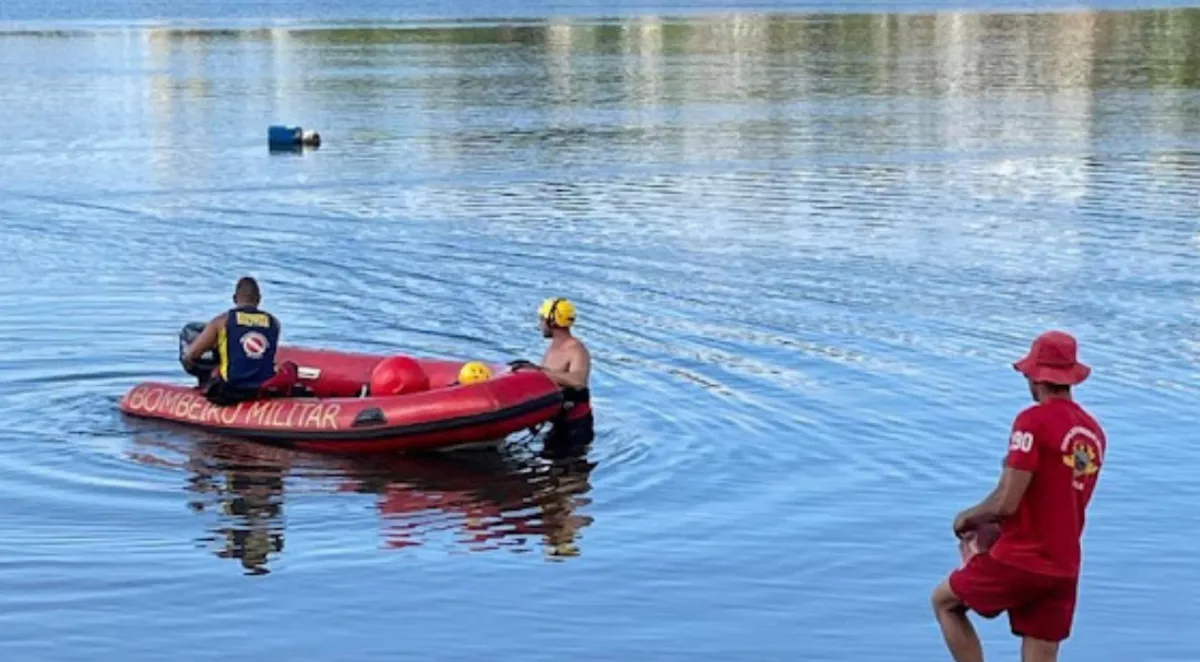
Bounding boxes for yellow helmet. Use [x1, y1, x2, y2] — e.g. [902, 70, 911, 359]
[457, 361, 493, 385]
[538, 297, 576, 328]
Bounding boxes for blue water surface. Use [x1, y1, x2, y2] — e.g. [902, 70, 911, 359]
[0, 1, 1198, 660]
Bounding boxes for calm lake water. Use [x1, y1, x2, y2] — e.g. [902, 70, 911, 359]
[1, 2, 1199, 660]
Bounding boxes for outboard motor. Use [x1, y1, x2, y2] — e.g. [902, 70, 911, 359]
[179, 321, 218, 385]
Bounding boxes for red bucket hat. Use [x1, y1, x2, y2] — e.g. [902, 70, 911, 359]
[1013, 330, 1090, 386]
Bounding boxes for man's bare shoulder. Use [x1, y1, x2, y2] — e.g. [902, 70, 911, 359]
[567, 336, 590, 356]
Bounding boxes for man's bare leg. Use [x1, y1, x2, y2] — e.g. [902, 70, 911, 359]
[1021, 637, 1059, 662]
[932, 579, 984, 662]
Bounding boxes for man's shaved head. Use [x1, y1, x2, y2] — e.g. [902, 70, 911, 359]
[234, 276, 261, 305]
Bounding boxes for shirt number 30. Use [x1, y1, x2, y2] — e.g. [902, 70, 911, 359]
[1009, 431, 1034, 453]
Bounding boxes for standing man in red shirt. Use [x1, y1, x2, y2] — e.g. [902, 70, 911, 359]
[932, 330, 1106, 662]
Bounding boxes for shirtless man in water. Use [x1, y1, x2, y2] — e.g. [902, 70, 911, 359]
[534, 298, 593, 441]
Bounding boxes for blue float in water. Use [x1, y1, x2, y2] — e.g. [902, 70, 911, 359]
[268, 125, 300, 146]
[268, 125, 320, 150]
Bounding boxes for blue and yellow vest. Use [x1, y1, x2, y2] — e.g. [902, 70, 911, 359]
[217, 306, 280, 388]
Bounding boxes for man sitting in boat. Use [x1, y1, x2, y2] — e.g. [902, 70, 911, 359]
[534, 297, 593, 442]
[180, 276, 299, 405]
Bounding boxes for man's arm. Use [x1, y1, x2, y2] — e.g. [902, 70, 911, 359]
[954, 468, 1034, 535]
[542, 345, 590, 390]
[954, 417, 1040, 535]
[274, 318, 283, 369]
[183, 315, 223, 365]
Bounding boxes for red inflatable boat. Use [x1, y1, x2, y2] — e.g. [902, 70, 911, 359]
[118, 347, 564, 453]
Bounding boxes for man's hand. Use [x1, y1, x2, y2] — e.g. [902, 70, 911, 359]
[953, 509, 974, 538]
[958, 531, 980, 565]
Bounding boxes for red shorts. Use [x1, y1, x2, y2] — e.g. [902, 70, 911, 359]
[949, 552, 1078, 642]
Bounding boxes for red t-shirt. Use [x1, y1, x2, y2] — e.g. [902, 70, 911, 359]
[989, 398, 1106, 578]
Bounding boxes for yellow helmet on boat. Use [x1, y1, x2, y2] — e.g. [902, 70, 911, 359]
[458, 361, 493, 385]
[538, 297, 576, 328]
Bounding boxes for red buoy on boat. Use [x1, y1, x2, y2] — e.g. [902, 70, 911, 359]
[370, 355, 430, 396]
